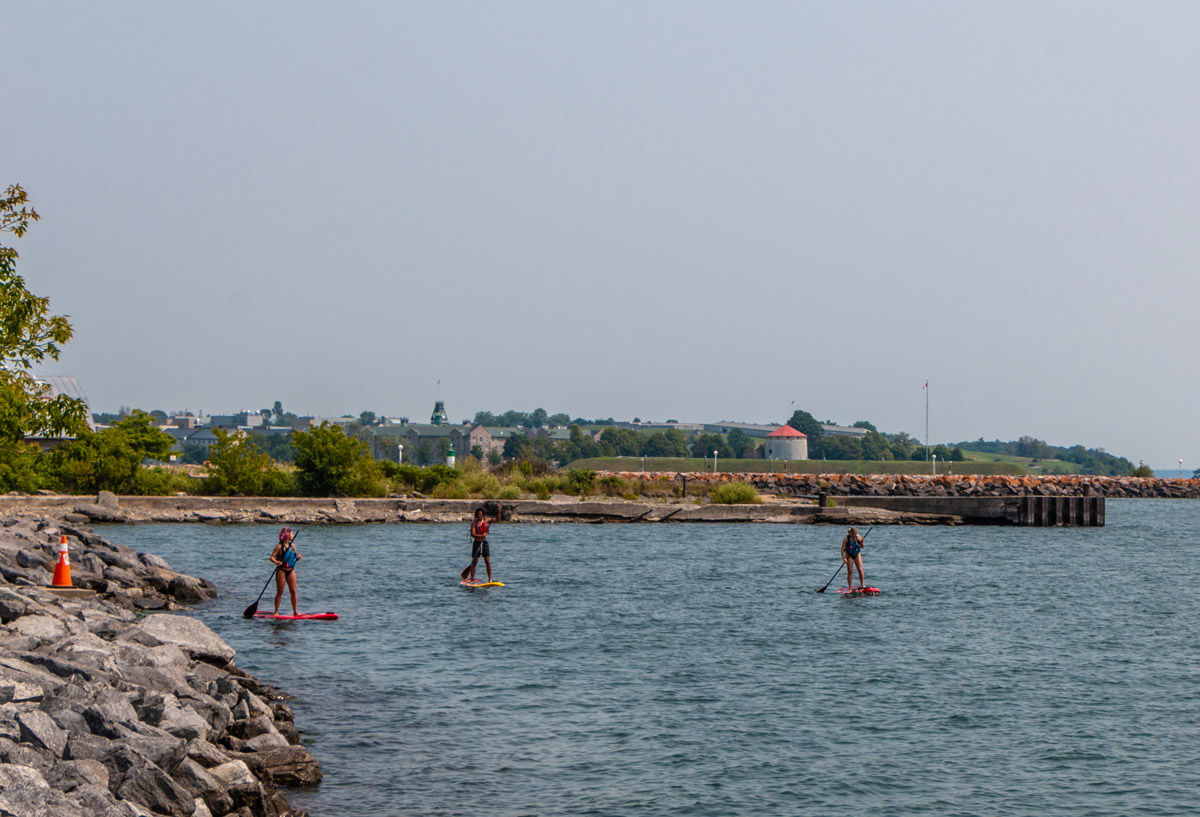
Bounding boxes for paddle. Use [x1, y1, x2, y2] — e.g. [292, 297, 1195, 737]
[243, 533, 296, 618]
[816, 526, 871, 593]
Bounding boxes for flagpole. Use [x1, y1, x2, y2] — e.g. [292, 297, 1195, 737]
[925, 380, 930, 462]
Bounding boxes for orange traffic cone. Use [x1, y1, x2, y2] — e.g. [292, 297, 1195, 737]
[52, 534, 72, 587]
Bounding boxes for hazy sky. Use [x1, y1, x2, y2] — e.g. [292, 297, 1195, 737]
[8, 2, 1199, 467]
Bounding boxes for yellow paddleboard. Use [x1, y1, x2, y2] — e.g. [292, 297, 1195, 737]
[461, 580, 505, 588]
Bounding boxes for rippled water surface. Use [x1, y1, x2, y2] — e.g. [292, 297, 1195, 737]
[104, 500, 1200, 816]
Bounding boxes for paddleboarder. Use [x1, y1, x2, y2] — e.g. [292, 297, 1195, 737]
[841, 526, 866, 589]
[462, 503, 501, 583]
[270, 526, 302, 616]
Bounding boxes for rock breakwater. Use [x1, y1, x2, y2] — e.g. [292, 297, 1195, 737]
[633, 473, 1200, 499]
[1, 513, 320, 817]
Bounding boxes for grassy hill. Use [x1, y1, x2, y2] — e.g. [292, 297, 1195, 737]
[956, 449, 1083, 475]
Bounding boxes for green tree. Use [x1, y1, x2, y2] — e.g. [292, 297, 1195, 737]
[359, 410, 377, 426]
[691, 433, 732, 459]
[727, 427, 756, 458]
[204, 428, 276, 496]
[787, 410, 823, 455]
[41, 411, 177, 494]
[292, 422, 385, 496]
[861, 430, 889, 460]
[599, 427, 645, 457]
[530, 407, 548, 428]
[0, 185, 89, 473]
[644, 429, 689, 458]
[503, 433, 532, 460]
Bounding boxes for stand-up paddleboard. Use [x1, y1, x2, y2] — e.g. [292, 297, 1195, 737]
[837, 586, 881, 596]
[461, 580, 505, 588]
[253, 611, 339, 620]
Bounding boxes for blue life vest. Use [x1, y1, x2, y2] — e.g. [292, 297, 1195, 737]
[281, 547, 298, 570]
[845, 537, 862, 558]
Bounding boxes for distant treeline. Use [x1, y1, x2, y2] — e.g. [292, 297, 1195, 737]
[951, 436, 1135, 476]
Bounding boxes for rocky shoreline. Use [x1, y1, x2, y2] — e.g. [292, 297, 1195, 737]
[1, 512, 321, 817]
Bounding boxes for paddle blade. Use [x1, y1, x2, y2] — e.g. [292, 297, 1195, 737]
[816, 586, 826, 593]
[242, 601, 259, 619]
[460, 565, 471, 579]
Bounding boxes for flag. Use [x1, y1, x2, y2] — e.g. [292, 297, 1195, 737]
[923, 380, 928, 390]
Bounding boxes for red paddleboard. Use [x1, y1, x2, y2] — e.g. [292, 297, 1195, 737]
[253, 611, 339, 620]
[837, 586, 881, 596]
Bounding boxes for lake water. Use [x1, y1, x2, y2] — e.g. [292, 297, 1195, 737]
[102, 499, 1200, 816]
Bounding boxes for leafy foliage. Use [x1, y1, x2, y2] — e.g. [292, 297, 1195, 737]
[709, 481, 762, 504]
[292, 422, 386, 497]
[0, 185, 89, 450]
[203, 428, 291, 496]
[40, 411, 179, 494]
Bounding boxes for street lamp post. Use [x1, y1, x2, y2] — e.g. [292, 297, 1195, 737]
[398, 444, 403, 464]
[932, 453, 937, 476]
[1180, 458, 1184, 478]
[713, 450, 719, 473]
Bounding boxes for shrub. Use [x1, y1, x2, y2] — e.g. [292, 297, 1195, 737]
[565, 468, 596, 496]
[431, 481, 469, 499]
[132, 467, 196, 496]
[498, 485, 522, 501]
[709, 481, 762, 505]
[598, 475, 626, 497]
[527, 478, 552, 500]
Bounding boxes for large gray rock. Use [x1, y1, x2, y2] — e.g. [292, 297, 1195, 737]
[73, 503, 127, 523]
[70, 783, 135, 817]
[208, 759, 267, 815]
[44, 757, 110, 792]
[10, 614, 70, 641]
[48, 709, 91, 737]
[172, 757, 234, 816]
[245, 730, 289, 752]
[0, 589, 29, 623]
[160, 700, 211, 741]
[236, 745, 323, 787]
[132, 616, 235, 665]
[83, 689, 139, 738]
[17, 707, 68, 757]
[64, 732, 115, 762]
[183, 739, 230, 769]
[103, 744, 196, 816]
[0, 678, 44, 704]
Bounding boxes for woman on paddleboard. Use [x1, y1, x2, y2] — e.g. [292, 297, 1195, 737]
[463, 503, 501, 583]
[841, 526, 866, 589]
[270, 527, 302, 616]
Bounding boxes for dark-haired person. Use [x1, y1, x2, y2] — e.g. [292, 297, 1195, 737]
[841, 526, 866, 589]
[462, 504, 501, 583]
[271, 526, 302, 616]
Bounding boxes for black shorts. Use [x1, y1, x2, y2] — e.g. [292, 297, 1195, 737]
[471, 539, 489, 559]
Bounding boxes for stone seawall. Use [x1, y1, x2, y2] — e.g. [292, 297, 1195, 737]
[1, 512, 321, 817]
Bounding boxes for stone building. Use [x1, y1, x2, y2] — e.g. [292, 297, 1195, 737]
[763, 425, 808, 460]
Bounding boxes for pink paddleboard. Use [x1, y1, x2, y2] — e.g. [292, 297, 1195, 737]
[253, 611, 339, 620]
[837, 586, 881, 596]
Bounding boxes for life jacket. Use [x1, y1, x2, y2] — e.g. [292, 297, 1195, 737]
[845, 537, 862, 558]
[281, 546, 298, 570]
[472, 519, 489, 539]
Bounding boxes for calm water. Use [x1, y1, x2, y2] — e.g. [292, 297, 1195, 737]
[103, 500, 1200, 816]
